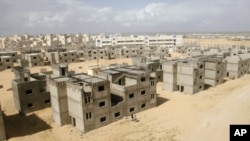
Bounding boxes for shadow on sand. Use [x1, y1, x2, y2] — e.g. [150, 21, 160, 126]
[3, 112, 51, 139]
[156, 94, 170, 106]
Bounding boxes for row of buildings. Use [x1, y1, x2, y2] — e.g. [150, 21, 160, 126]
[162, 46, 250, 94]
[162, 56, 225, 94]
[10, 62, 158, 133]
[0, 45, 177, 70]
[0, 33, 182, 49]
[2, 43, 249, 139]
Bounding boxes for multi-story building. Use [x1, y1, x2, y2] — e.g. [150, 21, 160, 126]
[24, 53, 44, 67]
[0, 51, 19, 62]
[0, 56, 14, 69]
[11, 66, 51, 114]
[95, 34, 182, 47]
[225, 55, 250, 79]
[48, 63, 157, 133]
[163, 59, 205, 94]
[85, 48, 110, 60]
[202, 57, 225, 86]
[48, 64, 71, 126]
[163, 60, 179, 92]
[132, 56, 163, 82]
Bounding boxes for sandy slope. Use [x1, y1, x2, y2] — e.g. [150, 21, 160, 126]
[183, 38, 250, 47]
[0, 58, 250, 141]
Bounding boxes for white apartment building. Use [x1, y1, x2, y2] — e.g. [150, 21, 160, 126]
[94, 34, 183, 47]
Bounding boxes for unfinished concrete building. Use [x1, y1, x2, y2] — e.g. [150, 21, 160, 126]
[98, 67, 157, 116]
[176, 60, 205, 94]
[48, 63, 157, 133]
[132, 56, 163, 82]
[45, 49, 80, 64]
[85, 48, 110, 60]
[104, 46, 116, 59]
[60, 51, 79, 63]
[163, 59, 205, 94]
[45, 51, 57, 64]
[114, 46, 141, 58]
[24, 53, 44, 67]
[163, 60, 179, 92]
[98, 48, 109, 60]
[155, 46, 170, 57]
[77, 50, 85, 61]
[48, 64, 71, 126]
[225, 55, 249, 79]
[0, 55, 13, 69]
[67, 74, 111, 132]
[11, 66, 51, 114]
[0, 51, 18, 62]
[202, 57, 225, 86]
[0, 104, 6, 141]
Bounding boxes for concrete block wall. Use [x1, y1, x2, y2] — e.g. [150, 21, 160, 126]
[162, 60, 205, 94]
[12, 80, 51, 114]
[49, 79, 70, 126]
[65, 76, 111, 133]
[98, 49, 109, 60]
[204, 58, 225, 86]
[85, 49, 99, 60]
[130, 48, 139, 56]
[121, 48, 131, 58]
[25, 53, 44, 67]
[163, 61, 178, 91]
[97, 67, 157, 131]
[46, 52, 57, 64]
[225, 56, 249, 79]
[0, 51, 19, 62]
[11, 67, 51, 114]
[0, 56, 13, 69]
[58, 52, 70, 63]
[67, 51, 79, 63]
[77, 51, 85, 60]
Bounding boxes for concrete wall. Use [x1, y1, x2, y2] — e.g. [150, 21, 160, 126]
[49, 79, 70, 126]
[66, 79, 111, 133]
[225, 56, 249, 79]
[12, 80, 51, 114]
[163, 60, 205, 94]
[0, 56, 14, 69]
[163, 62, 178, 91]
[12, 67, 51, 114]
[204, 59, 225, 86]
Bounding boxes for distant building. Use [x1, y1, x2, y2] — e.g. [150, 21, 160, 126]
[95, 34, 182, 47]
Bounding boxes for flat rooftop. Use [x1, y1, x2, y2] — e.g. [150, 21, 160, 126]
[53, 77, 70, 82]
[72, 74, 105, 83]
[101, 69, 121, 75]
[115, 68, 146, 74]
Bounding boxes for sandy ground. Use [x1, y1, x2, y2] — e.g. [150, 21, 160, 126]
[1, 57, 250, 141]
[183, 38, 250, 47]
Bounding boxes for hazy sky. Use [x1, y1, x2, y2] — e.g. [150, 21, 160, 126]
[1, 0, 250, 35]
